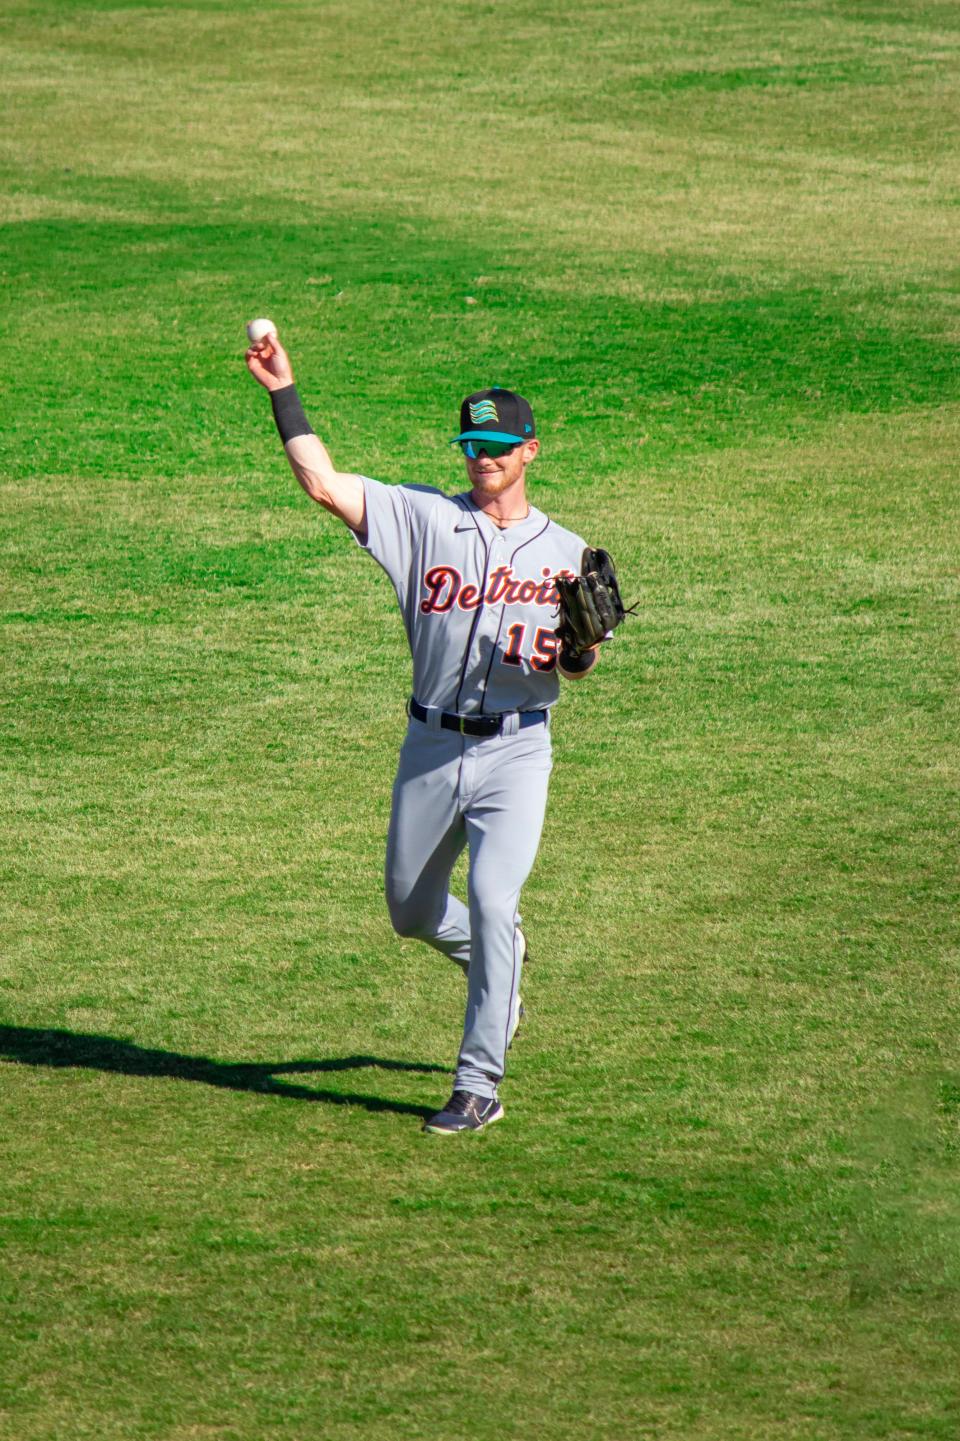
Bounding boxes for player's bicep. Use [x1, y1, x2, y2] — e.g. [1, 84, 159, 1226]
[282, 434, 366, 533]
[317, 471, 366, 535]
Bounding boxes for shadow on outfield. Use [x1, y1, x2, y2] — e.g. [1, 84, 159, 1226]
[0, 1026, 449, 1119]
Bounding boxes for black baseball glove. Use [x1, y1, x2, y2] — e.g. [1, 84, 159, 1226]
[555, 547, 631, 661]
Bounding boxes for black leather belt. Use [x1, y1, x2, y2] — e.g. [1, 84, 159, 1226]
[408, 697, 548, 738]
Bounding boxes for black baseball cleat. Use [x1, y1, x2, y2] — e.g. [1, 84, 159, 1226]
[423, 1090, 505, 1135]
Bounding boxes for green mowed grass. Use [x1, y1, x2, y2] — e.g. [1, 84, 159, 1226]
[2, 2, 959, 1438]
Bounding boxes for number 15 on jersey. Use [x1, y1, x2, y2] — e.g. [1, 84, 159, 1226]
[502, 623, 560, 673]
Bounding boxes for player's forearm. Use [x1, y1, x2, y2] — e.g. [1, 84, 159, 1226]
[269, 384, 330, 498]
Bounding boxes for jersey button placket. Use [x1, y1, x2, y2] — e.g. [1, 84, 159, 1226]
[479, 591, 502, 714]
[486, 534, 511, 707]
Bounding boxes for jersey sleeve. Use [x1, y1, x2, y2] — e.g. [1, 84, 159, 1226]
[353, 478, 440, 605]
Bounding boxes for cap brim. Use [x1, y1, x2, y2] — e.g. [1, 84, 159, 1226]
[450, 429, 527, 445]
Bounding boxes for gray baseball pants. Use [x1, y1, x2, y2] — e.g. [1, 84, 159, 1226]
[385, 711, 553, 1099]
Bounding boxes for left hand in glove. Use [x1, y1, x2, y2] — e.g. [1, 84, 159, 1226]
[554, 547, 632, 661]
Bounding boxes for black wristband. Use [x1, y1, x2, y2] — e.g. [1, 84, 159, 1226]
[271, 384, 314, 444]
[558, 646, 597, 675]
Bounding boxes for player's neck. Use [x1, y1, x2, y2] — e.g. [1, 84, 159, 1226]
[469, 475, 530, 529]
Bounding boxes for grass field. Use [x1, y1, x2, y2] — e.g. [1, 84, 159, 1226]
[2, 1, 959, 1437]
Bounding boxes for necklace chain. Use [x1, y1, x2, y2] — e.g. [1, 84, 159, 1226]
[484, 509, 530, 529]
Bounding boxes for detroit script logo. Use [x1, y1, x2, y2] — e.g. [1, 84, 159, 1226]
[419, 565, 575, 615]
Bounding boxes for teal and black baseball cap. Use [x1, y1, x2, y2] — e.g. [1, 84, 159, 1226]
[451, 387, 536, 446]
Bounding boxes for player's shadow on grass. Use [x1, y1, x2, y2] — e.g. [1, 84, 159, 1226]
[0, 1025, 447, 1119]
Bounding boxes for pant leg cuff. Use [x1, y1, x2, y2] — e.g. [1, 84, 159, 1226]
[454, 1067, 499, 1100]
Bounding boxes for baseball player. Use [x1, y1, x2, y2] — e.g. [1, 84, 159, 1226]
[245, 329, 611, 1134]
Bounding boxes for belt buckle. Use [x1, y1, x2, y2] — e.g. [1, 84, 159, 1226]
[458, 715, 468, 734]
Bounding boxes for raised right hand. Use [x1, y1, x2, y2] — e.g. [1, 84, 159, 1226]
[245, 330, 295, 392]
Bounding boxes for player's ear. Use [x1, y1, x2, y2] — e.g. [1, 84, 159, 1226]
[523, 438, 540, 464]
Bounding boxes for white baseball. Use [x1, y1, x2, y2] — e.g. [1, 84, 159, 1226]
[246, 317, 277, 344]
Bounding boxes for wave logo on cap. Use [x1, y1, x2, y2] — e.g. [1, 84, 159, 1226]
[469, 399, 499, 424]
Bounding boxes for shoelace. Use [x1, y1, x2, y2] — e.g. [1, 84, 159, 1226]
[443, 1091, 475, 1116]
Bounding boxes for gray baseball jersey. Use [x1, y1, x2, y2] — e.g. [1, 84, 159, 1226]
[355, 478, 588, 713]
